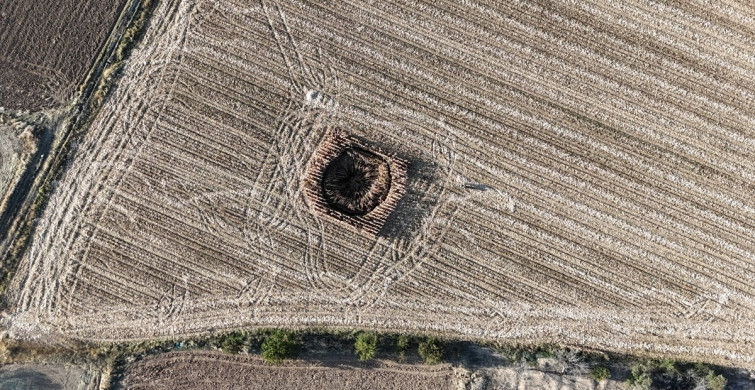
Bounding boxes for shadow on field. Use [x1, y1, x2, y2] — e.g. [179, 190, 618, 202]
[379, 157, 446, 241]
[443, 341, 508, 369]
[297, 334, 508, 370]
[0, 369, 61, 390]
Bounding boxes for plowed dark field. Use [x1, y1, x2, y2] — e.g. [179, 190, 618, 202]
[0, 0, 126, 110]
[120, 351, 455, 390]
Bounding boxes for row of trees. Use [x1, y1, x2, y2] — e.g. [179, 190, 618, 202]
[217, 330, 445, 365]
[216, 330, 729, 390]
[624, 360, 727, 390]
[354, 332, 443, 365]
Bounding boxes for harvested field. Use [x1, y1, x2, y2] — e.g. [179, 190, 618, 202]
[0, 0, 126, 110]
[4, 0, 755, 370]
[119, 351, 454, 390]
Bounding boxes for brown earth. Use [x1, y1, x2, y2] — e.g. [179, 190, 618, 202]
[4, 0, 755, 371]
[119, 351, 455, 390]
[0, 0, 126, 110]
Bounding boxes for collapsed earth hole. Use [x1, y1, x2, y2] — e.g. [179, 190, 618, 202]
[321, 147, 391, 216]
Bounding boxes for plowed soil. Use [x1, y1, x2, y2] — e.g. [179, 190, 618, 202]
[119, 351, 454, 390]
[0, 0, 125, 110]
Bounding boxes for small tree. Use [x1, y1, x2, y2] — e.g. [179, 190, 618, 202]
[355, 332, 378, 361]
[220, 331, 246, 354]
[654, 358, 679, 375]
[705, 372, 727, 390]
[626, 365, 652, 390]
[418, 337, 444, 365]
[396, 334, 410, 362]
[590, 366, 611, 382]
[688, 363, 727, 390]
[261, 330, 299, 365]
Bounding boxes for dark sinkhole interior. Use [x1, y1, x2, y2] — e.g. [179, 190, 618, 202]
[321, 147, 391, 216]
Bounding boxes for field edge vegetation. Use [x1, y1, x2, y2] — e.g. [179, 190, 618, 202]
[0, 328, 740, 390]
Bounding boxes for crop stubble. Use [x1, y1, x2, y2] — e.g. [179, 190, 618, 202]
[4, 0, 755, 368]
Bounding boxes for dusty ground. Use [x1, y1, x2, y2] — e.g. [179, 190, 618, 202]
[0, 123, 21, 201]
[119, 351, 455, 390]
[4, 0, 755, 371]
[0, 117, 35, 212]
[0, 363, 96, 390]
[480, 367, 619, 390]
[0, 0, 126, 110]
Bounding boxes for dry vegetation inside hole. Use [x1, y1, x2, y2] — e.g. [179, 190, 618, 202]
[302, 129, 407, 234]
[321, 147, 391, 216]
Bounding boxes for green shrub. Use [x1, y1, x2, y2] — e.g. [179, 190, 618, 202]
[590, 366, 611, 382]
[355, 332, 378, 361]
[688, 363, 727, 390]
[654, 358, 679, 375]
[396, 334, 410, 362]
[220, 331, 246, 354]
[505, 346, 537, 365]
[418, 337, 443, 365]
[626, 365, 652, 390]
[692, 363, 712, 376]
[261, 330, 299, 365]
[535, 343, 558, 359]
[705, 371, 727, 390]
